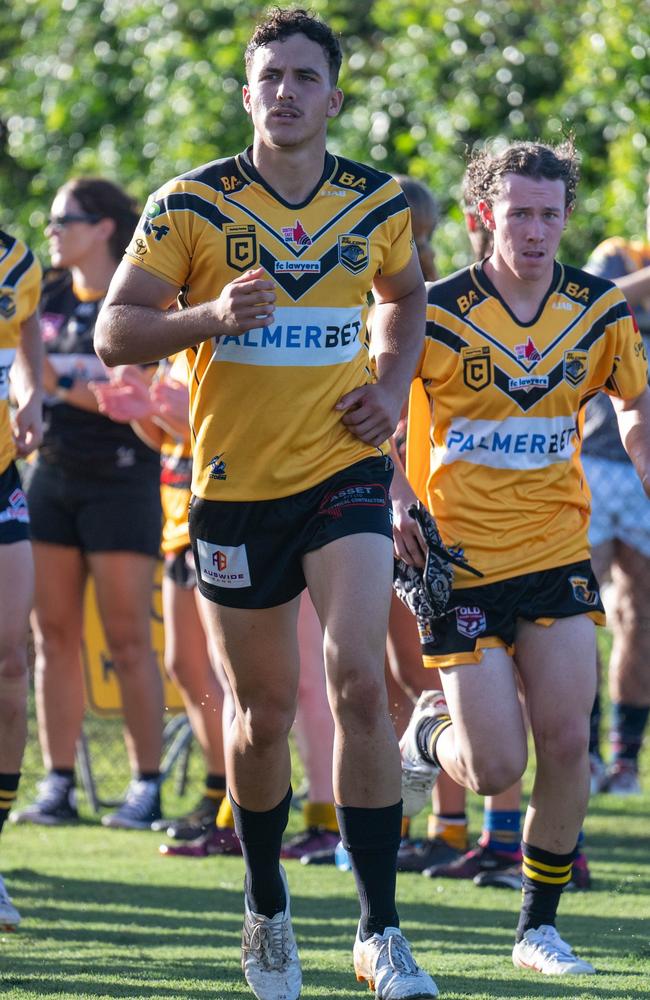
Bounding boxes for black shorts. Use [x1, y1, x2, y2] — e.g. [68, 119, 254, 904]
[189, 455, 394, 609]
[420, 559, 606, 669]
[163, 546, 197, 589]
[0, 462, 30, 544]
[24, 458, 162, 556]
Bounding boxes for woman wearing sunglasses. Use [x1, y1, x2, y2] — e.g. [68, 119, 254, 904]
[11, 178, 164, 830]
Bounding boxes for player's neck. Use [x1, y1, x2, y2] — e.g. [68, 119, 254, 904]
[251, 137, 328, 204]
[69, 251, 115, 298]
[484, 254, 555, 324]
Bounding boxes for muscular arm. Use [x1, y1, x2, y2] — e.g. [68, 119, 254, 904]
[94, 261, 275, 367]
[336, 250, 426, 445]
[611, 385, 650, 497]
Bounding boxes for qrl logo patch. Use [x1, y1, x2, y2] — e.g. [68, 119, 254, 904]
[462, 346, 491, 392]
[455, 606, 487, 639]
[563, 351, 588, 387]
[338, 235, 369, 274]
[569, 575, 599, 607]
[225, 224, 257, 272]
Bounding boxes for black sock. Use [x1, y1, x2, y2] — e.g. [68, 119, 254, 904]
[416, 715, 452, 769]
[611, 703, 650, 764]
[588, 690, 601, 757]
[205, 773, 227, 793]
[516, 841, 576, 941]
[52, 768, 74, 783]
[336, 801, 402, 940]
[231, 787, 291, 919]
[0, 773, 20, 834]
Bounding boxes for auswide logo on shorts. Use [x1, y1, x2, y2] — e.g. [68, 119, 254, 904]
[196, 539, 251, 589]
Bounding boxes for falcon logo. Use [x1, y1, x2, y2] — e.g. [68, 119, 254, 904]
[0, 292, 15, 318]
[515, 337, 541, 370]
[338, 235, 369, 274]
[563, 351, 588, 387]
[281, 220, 312, 247]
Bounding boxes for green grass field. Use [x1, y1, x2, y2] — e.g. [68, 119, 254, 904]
[1, 636, 649, 1000]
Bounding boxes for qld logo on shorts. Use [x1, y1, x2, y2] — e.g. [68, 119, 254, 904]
[196, 539, 251, 589]
[0, 488, 29, 525]
[455, 606, 486, 639]
[569, 575, 600, 607]
[225, 224, 258, 272]
[338, 235, 369, 274]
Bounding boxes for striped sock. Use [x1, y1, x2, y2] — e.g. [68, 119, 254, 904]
[0, 773, 20, 834]
[516, 840, 576, 941]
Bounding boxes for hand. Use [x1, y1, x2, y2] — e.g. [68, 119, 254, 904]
[213, 267, 276, 336]
[335, 381, 401, 447]
[12, 396, 43, 457]
[149, 378, 189, 423]
[392, 493, 427, 567]
[90, 377, 153, 423]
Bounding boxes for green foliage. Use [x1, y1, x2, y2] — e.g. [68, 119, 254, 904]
[1, 0, 648, 273]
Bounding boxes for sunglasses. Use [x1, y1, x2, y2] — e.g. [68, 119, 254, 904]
[47, 213, 102, 229]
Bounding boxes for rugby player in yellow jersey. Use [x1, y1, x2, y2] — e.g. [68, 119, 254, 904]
[394, 140, 650, 977]
[0, 230, 43, 928]
[95, 9, 436, 1000]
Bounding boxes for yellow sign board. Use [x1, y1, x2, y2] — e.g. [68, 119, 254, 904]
[81, 561, 184, 717]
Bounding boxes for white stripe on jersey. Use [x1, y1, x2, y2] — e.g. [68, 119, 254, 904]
[441, 415, 577, 469]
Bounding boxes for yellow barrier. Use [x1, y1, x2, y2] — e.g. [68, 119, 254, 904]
[81, 561, 184, 717]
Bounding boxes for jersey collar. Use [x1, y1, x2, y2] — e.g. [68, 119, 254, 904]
[472, 258, 564, 328]
[238, 146, 337, 210]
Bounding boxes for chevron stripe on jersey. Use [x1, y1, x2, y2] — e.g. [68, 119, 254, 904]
[0, 230, 42, 474]
[407, 260, 647, 586]
[126, 149, 413, 502]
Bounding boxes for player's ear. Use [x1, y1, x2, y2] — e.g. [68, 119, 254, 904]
[242, 84, 251, 114]
[327, 87, 344, 119]
[477, 200, 495, 231]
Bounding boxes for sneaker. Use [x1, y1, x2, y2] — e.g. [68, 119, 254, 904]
[159, 824, 242, 857]
[0, 874, 20, 930]
[241, 865, 301, 1000]
[567, 851, 591, 891]
[153, 795, 220, 839]
[605, 760, 641, 796]
[589, 753, 607, 795]
[423, 843, 522, 880]
[353, 924, 439, 998]
[280, 826, 339, 861]
[399, 691, 447, 818]
[397, 837, 461, 873]
[474, 864, 521, 890]
[101, 778, 161, 830]
[10, 773, 78, 826]
[512, 925, 595, 975]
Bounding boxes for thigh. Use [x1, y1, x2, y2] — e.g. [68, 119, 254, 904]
[200, 596, 302, 714]
[0, 540, 33, 650]
[161, 572, 210, 672]
[89, 551, 156, 645]
[24, 460, 80, 547]
[440, 646, 527, 761]
[515, 615, 597, 734]
[79, 476, 162, 557]
[31, 541, 86, 642]
[303, 531, 393, 684]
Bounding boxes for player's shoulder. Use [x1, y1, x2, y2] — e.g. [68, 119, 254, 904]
[150, 154, 247, 204]
[559, 260, 622, 306]
[329, 154, 406, 202]
[0, 229, 41, 284]
[426, 263, 481, 315]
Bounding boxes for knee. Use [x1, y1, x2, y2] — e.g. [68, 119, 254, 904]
[468, 756, 526, 797]
[329, 664, 386, 731]
[239, 693, 296, 752]
[0, 646, 28, 686]
[534, 717, 588, 768]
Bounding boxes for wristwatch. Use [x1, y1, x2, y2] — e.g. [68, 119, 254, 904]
[55, 373, 75, 399]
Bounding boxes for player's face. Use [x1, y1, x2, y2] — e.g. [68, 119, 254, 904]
[45, 191, 103, 270]
[243, 34, 343, 151]
[482, 174, 568, 282]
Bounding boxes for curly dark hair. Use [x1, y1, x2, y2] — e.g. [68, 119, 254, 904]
[60, 177, 140, 263]
[245, 7, 342, 84]
[464, 139, 580, 212]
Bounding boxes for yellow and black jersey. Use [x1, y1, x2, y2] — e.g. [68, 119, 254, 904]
[159, 353, 192, 555]
[0, 230, 42, 474]
[125, 148, 413, 501]
[406, 260, 648, 586]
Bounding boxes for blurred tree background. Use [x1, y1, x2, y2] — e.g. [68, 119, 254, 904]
[1, 0, 648, 274]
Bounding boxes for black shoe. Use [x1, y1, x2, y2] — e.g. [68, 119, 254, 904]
[397, 836, 462, 873]
[158, 795, 221, 840]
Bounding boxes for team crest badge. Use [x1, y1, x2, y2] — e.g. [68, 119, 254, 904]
[455, 606, 487, 639]
[0, 290, 15, 318]
[462, 346, 491, 392]
[281, 219, 312, 248]
[563, 351, 588, 387]
[225, 224, 257, 272]
[515, 336, 542, 370]
[338, 235, 369, 274]
[569, 576, 599, 607]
